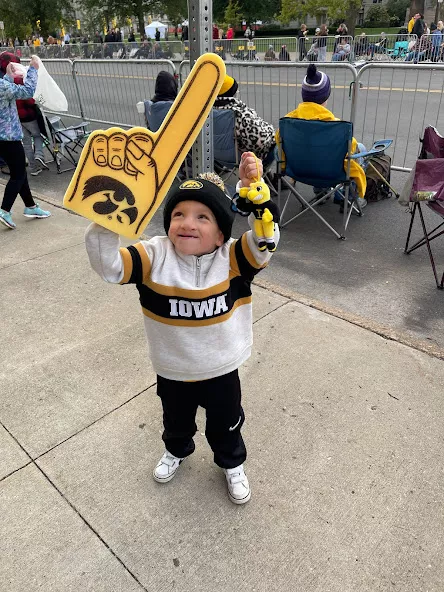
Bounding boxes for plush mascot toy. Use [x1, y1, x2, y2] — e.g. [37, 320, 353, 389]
[233, 157, 279, 251]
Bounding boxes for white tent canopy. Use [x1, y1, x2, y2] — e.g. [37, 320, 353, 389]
[144, 21, 168, 39]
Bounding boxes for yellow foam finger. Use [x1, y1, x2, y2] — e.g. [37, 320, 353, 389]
[108, 132, 127, 170]
[63, 54, 226, 239]
[92, 134, 108, 167]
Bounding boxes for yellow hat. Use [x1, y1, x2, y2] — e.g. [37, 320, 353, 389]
[218, 74, 238, 97]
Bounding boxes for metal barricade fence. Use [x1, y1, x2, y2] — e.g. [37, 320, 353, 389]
[301, 35, 354, 63]
[353, 33, 417, 62]
[17, 57, 444, 173]
[410, 34, 443, 62]
[179, 60, 357, 130]
[72, 59, 176, 127]
[354, 62, 444, 171]
[20, 58, 83, 120]
[13, 41, 184, 61]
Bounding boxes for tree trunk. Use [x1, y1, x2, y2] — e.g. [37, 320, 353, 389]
[409, 0, 425, 19]
[345, 8, 359, 37]
[138, 12, 145, 37]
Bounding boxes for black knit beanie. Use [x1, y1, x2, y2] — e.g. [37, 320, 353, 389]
[163, 178, 235, 243]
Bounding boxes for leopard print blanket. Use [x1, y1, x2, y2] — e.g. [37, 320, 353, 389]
[214, 97, 276, 160]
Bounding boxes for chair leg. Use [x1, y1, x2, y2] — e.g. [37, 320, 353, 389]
[417, 202, 442, 289]
[404, 203, 417, 253]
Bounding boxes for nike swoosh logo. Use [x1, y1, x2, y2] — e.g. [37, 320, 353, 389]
[228, 416, 241, 431]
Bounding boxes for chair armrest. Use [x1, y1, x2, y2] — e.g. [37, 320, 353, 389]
[349, 139, 393, 160]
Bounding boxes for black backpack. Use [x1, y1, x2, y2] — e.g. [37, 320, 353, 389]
[364, 154, 392, 202]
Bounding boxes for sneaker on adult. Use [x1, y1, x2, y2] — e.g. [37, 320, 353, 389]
[0, 209, 16, 229]
[153, 451, 183, 483]
[30, 165, 43, 176]
[23, 203, 51, 219]
[0, 165, 10, 175]
[35, 156, 49, 170]
[224, 464, 251, 504]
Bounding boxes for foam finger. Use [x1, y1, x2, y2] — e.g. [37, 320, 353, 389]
[107, 132, 127, 170]
[152, 55, 225, 190]
[92, 134, 108, 167]
[126, 133, 155, 174]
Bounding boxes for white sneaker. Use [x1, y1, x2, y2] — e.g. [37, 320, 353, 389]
[224, 464, 251, 504]
[153, 451, 183, 483]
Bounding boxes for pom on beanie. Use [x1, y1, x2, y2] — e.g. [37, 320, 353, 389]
[218, 74, 238, 98]
[163, 176, 235, 243]
[301, 63, 331, 105]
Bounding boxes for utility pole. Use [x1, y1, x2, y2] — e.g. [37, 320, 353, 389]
[189, 0, 214, 176]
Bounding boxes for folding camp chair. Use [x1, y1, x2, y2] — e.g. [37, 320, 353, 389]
[277, 117, 390, 238]
[41, 113, 90, 174]
[387, 41, 409, 61]
[140, 100, 239, 182]
[404, 126, 444, 289]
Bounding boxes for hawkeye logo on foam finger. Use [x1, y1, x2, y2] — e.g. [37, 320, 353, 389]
[179, 180, 203, 190]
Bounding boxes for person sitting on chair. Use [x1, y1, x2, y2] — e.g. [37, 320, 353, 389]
[264, 45, 277, 61]
[278, 45, 291, 61]
[332, 37, 351, 61]
[214, 75, 276, 167]
[275, 64, 367, 207]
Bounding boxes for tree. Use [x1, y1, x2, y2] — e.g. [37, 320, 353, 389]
[78, 0, 162, 36]
[365, 5, 391, 27]
[162, 0, 188, 27]
[278, 0, 361, 35]
[0, 0, 74, 39]
[224, 0, 242, 28]
[386, 0, 410, 23]
[213, 0, 279, 25]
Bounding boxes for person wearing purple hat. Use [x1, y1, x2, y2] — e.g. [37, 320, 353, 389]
[275, 64, 367, 204]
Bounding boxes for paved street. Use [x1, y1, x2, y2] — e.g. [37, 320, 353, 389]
[1, 203, 443, 591]
[39, 59, 444, 170]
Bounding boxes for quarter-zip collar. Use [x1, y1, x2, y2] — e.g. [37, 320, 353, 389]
[175, 249, 218, 287]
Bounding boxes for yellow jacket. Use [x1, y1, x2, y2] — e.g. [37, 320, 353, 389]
[408, 17, 415, 33]
[275, 102, 367, 198]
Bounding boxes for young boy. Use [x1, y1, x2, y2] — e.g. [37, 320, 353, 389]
[85, 152, 279, 504]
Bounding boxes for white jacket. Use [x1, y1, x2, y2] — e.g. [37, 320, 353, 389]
[85, 220, 278, 381]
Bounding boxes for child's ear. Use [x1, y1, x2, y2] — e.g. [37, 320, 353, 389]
[216, 230, 224, 247]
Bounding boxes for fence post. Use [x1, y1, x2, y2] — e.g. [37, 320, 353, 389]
[188, 0, 214, 176]
[71, 60, 85, 119]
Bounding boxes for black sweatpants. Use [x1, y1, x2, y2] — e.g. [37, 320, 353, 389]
[157, 369, 247, 469]
[0, 141, 35, 212]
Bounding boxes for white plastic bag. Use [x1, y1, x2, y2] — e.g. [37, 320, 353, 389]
[32, 57, 68, 112]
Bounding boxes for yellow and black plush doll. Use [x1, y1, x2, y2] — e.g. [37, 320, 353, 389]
[233, 157, 280, 252]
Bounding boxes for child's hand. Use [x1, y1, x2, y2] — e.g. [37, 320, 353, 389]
[239, 152, 263, 187]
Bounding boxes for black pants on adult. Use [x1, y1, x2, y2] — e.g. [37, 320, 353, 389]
[0, 141, 35, 212]
[157, 369, 246, 469]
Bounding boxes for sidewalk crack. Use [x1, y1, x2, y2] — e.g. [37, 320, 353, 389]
[0, 242, 84, 271]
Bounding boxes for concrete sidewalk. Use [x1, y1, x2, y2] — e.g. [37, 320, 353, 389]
[1, 200, 443, 592]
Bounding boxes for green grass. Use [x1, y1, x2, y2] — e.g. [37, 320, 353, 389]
[354, 27, 401, 35]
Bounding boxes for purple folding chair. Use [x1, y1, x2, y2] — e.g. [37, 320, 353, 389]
[404, 126, 444, 289]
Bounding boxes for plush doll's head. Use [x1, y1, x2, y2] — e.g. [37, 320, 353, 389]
[247, 181, 270, 205]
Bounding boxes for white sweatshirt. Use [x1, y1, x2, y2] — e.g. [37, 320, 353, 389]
[85, 220, 278, 381]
